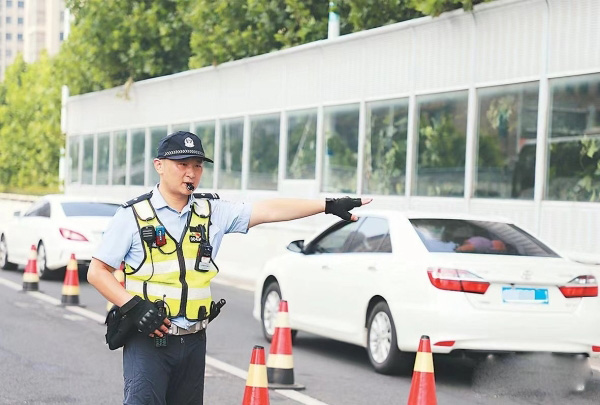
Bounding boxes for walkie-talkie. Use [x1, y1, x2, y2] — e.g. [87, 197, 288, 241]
[154, 300, 168, 348]
[140, 225, 156, 247]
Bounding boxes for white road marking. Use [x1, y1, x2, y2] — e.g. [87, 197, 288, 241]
[206, 356, 246, 379]
[63, 314, 86, 322]
[205, 356, 330, 405]
[0, 277, 21, 290]
[211, 276, 254, 292]
[0, 275, 330, 405]
[66, 304, 106, 323]
[272, 390, 330, 405]
[28, 291, 61, 305]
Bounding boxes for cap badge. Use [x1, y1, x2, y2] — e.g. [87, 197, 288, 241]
[184, 137, 195, 148]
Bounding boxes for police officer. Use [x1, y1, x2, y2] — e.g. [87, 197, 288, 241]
[87, 130, 370, 405]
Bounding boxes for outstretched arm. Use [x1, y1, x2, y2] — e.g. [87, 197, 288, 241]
[248, 197, 372, 228]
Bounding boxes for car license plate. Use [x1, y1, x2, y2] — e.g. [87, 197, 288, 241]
[502, 287, 549, 304]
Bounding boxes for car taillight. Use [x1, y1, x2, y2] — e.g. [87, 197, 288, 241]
[59, 228, 88, 242]
[559, 275, 598, 298]
[427, 268, 490, 294]
[434, 341, 455, 347]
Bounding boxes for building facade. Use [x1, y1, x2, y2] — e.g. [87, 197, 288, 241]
[63, 0, 600, 255]
[0, 0, 26, 80]
[0, 0, 65, 80]
[23, 0, 65, 63]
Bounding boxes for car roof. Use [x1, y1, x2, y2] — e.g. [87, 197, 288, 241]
[41, 194, 121, 204]
[355, 208, 513, 224]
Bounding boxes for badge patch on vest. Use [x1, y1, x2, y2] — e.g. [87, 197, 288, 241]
[189, 233, 202, 243]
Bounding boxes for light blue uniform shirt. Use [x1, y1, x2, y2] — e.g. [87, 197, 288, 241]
[93, 185, 252, 328]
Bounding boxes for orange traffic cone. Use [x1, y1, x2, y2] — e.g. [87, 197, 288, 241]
[242, 345, 270, 405]
[61, 253, 80, 306]
[266, 300, 304, 390]
[407, 335, 437, 405]
[106, 262, 125, 312]
[22, 245, 39, 291]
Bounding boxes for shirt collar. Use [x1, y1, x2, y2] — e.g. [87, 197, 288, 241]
[152, 184, 194, 214]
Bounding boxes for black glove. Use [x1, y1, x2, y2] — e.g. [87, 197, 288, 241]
[120, 296, 164, 335]
[325, 197, 362, 221]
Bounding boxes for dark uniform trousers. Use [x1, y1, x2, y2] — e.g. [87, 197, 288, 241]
[123, 330, 207, 405]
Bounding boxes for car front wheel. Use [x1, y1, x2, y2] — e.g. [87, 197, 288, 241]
[0, 236, 17, 270]
[37, 242, 52, 280]
[366, 301, 412, 375]
[260, 281, 298, 342]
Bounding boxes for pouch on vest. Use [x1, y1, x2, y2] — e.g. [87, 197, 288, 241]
[194, 241, 213, 272]
[105, 305, 136, 350]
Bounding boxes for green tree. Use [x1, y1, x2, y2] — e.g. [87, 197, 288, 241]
[0, 53, 63, 190]
[185, 0, 498, 68]
[410, 0, 491, 16]
[59, 0, 192, 95]
[186, 0, 429, 68]
[185, 0, 329, 68]
[341, 0, 422, 31]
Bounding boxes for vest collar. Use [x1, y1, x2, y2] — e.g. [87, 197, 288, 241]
[152, 184, 193, 215]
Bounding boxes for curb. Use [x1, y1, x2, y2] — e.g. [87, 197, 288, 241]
[0, 193, 39, 202]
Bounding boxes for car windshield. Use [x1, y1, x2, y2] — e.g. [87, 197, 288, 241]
[61, 202, 120, 217]
[410, 218, 560, 257]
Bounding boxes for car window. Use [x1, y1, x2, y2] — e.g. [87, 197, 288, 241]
[37, 202, 51, 218]
[310, 220, 363, 254]
[61, 202, 120, 217]
[410, 218, 559, 257]
[345, 217, 392, 253]
[24, 200, 46, 217]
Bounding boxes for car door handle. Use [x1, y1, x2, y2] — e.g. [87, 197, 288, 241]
[322, 265, 331, 270]
[367, 266, 377, 271]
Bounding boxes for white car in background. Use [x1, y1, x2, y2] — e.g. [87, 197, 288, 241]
[0, 195, 120, 279]
[253, 210, 600, 374]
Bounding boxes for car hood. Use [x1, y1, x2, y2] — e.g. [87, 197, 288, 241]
[428, 253, 597, 285]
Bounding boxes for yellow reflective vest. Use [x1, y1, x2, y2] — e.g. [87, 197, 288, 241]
[124, 196, 218, 321]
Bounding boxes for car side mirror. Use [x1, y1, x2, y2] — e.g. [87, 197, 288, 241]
[13, 211, 21, 217]
[287, 240, 304, 253]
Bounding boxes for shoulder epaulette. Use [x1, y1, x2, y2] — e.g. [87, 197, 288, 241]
[193, 192, 220, 200]
[122, 191, 153, 208]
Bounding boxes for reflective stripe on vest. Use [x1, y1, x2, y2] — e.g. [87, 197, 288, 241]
[124, 199, 218, 321]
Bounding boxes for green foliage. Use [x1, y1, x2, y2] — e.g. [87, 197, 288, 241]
[249, 117, 280, 190]
[342, 0, 422, 31]
[419, 113, 465, 168]
[364, 105, 408, 195]
[60, 0, 192, 95]
[186, 0, 329, 68]
[547, 138, 600, 202]
[417, 110, 466, 196]
[0, 53, 63, 189]
[574, 137, 600, 202]
[186, 0, 427, 68]
[324, 109, 359, 192]
[410, 0, 491, 16]
[479, 95, 515, 169]
[287, 113, 317, 179]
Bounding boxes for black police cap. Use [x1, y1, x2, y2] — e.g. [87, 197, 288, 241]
[156, 131, 213, 163]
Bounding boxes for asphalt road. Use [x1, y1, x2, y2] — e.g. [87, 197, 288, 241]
[1, 266, 600, 405]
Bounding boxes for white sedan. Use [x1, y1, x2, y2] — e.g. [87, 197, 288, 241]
[0, 195, 120, 279]
[253, 210, 600, 374]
